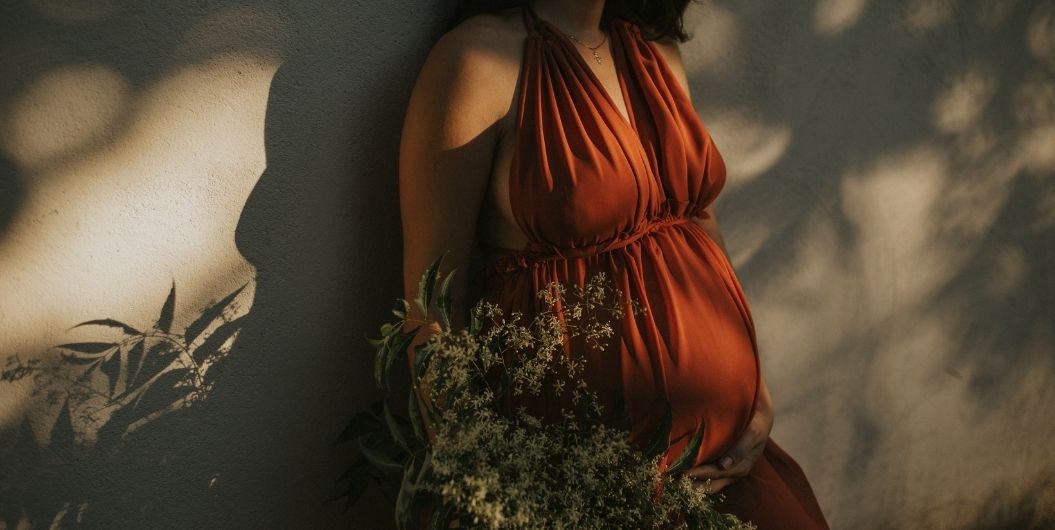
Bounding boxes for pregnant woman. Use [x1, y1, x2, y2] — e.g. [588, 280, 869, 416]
[399, 1, 829, 528]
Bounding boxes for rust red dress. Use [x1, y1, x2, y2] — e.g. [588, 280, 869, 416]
[461, 5, 830, 529]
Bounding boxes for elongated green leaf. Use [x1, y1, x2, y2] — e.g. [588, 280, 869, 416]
[414, 252, 447, 317]
[382, 330, 417, 391]
[381, 322, 398, 337]
[436, 267, 456, 330]
[469, 301, 484, 335]
[412, 343, 433, 382]
[665, 419, 707, 476]
[395, 455, 421, 530]
[374, 336, 389, 390]
[359, 438, 404, 476]
[68, 319, 141, 336]
[384, 400, 411, 453]
[642, 403, 673, 461]
[428, 498, 456, 530]
[365, 332, 385, 348]
[156, 282, 176, 333]
[392, 298, 410, 319]
[407, 388, 427, 445]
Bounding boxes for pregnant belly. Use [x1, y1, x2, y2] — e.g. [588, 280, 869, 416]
[593, 222, 760, 470]
[479, 221, 761, 471]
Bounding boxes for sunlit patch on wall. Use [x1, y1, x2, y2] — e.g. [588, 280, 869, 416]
[1, 64, 129, 173]
[814, 0, 870, 35]
[682, 2, 739, 76]
[931, 62, 998, 135]
[1027, 1, 1055, 69]
[975, 0, 1018, 29]
[1012, 73, 1055, 175]
[900, 0, 955, 33]
[839, 145, 952, 310]
[174, 7, 294, 66]
[707, 108, 792, 189]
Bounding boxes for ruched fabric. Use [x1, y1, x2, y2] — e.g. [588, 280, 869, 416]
[457, 5, 830, 529]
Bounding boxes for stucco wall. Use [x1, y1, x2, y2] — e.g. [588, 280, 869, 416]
[0, 0, 1052, 528]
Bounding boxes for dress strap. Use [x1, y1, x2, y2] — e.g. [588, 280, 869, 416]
[520, 3, 541, 34]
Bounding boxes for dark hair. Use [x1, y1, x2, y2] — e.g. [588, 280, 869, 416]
[448, 0, 696, 43]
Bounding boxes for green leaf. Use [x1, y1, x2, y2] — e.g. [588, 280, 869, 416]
[384, 400, 411, 453]
[428, 499, 456, 530]
[392, 298, 410, 319]
[436, 267, 456, 330]
[414, 252, 447, 317]
[407, 388, 427, 445]
[382, 330, 417, 391]
[665, 419, 707, 476]
[395, 452, 435, 530]
[156, 282, 176, 333]
[642, 403, 673, 462]
[412, 343, 433, 382]
[365, 332, 385, 348]
[68, 319, 141, 336]
[359, 437, 404, 476]
[381, 322, 398, 337]
[374, 334, 391, 390]
[469, 301, 484, 335]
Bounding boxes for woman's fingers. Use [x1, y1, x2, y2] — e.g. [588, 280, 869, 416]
[690, 476, 738, 494]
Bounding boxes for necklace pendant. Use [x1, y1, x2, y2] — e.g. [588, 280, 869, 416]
[592, 50, 602, 64]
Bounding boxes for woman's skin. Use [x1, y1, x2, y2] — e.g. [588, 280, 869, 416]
[399, 0, 774, 496]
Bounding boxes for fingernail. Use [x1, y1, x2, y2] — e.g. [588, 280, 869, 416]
[719, 455, 733, 469]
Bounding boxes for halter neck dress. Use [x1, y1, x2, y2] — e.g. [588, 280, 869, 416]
[461, 5, 830, 528]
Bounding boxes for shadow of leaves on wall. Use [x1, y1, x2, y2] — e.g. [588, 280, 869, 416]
[0, 281, 250, 528]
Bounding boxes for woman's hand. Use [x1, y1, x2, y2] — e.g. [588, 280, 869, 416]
[683, 374, 774, 493]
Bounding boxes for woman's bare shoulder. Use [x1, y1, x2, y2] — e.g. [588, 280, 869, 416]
[410, 9, 526, 126]
[649, 37, 693, 97]
[423, 10, 527, 85]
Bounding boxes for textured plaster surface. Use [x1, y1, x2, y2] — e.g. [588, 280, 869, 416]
[0, 0, 1052, 528]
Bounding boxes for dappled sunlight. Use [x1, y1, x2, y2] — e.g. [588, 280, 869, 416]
[853, 305, 1055, 527]
[0, 53, 277, 377]
[751, 205, 862, 380]
[840, 145, 955, 312]
[1, 64, 130, 173]
[708, 109, 793, 189]
[931, 62, 998, 134]
[1027, 1, 1055, 69]
[681, 3, 739, 76]
[0, 5, 292, 447]
[975, 0, 1017, 28]
[174, 7, 292, 65]
[814, 0, 870, 35]
[1012, 73, 1055, 175]
[901, 0, 955, 33]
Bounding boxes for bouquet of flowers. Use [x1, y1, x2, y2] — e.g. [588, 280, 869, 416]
[335, 252, 755, 530]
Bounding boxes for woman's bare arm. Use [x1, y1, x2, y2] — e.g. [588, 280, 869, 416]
[398, 18, 516, 440]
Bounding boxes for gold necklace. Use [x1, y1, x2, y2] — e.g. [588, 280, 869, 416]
[565, 31, 608, 64]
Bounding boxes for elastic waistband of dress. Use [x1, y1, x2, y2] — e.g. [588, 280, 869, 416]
[482, 214, 695, 276]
